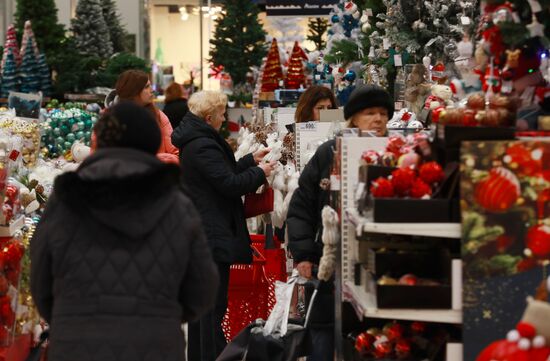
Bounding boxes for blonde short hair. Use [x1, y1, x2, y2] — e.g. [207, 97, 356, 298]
[188, 91, 228, 119]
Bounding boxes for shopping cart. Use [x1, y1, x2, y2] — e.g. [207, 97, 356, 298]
[217, 273, 322, 361]
[221, 235, 287, 341]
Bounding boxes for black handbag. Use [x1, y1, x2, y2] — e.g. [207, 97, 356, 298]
[25, 330, 49, 361]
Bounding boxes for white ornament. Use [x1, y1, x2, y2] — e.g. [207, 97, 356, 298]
[533, 335, 546, 348]
[408, 120, 424, 129]
[422, 56, 431, 69]
[71, 141, 91, 163]
[507, 330, 520, 342]
[518, 338, 531, 350]
[316, 64, 324, 72]
[362, 22, 372, 33]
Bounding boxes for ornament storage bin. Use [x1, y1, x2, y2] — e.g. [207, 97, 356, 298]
[0, 237, 25, 347]
[366, 248, 452, 280]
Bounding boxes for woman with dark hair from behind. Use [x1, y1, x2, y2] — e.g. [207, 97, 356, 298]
[163, 82, 189, 130]
[295, 85, 338, 123]
[31, 101, 219, 361]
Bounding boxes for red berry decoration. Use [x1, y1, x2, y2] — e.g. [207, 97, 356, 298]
[386, 135, 407, 157]
[525, 224, 550, 258]
[391, 168, 416, 196]
[383, 322, 404, 341]
[395, 338, 412, 359]
[355, 332, 374, 354]
[373, 335, 392, 359]
[474, 167, 520, 212]
[419, 161, 445, 185]
[370, 177, 395, 198]
[361, 150, 380, 165]
[410, 178, 432, 199]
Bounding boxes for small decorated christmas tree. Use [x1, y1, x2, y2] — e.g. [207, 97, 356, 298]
[37, 53, 51, 96]
[2, 25, 21, 70]
[71, 0, 113, 59]
[261, 39, 284, 92]
[1, 49, 19, 98]
[19, 37, 40, 93]
[285, 42, 307, 89]
[20, 21, 39, 59]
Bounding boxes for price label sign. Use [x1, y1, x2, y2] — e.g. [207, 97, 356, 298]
[383, 38, 390, 50]
[298, 122, 318, 132]
[394, 54, 403, 67]
[460, 16, 471, 25]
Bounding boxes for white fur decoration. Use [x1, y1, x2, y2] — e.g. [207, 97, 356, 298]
[318, 206, 340, 281]
[281, 163, 300, 221]
[71, 141, 91, 163]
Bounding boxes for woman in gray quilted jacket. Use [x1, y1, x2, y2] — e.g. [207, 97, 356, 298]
[30, 101, 219, 361]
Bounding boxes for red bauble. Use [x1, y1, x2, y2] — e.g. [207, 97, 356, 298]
[410, 321, 427, 334]
[476, 340, 550, 361]
[474, 167, 520, 212]
[419, 161, 445, 185]
[2, 242, 24, 269]
[391, 168, 416, 196]
[373, 336, 392, 359]
[370, 177, 395, 198]
[383, 322, 404, 341]
[361, 150, 380, 165]
[410, 179, 432, 199]
[386, 135, 407, 157]
[525, 224, 550, 258]
[355, 332, 375, 354]
[395, 338, 412, 359]
[504, 144, 542, 177]
[399, 273, 418, 286]
[0, 276, 7, 296]
[462, 109, 478, 126]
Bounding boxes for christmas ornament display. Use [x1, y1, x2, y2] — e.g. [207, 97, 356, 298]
[0, 116, 40, 167]
[285, 42, 308, 89]
[369, 162, 444, 199]
[437, 93, 517, 127]
[42, 108, 97, 158]
[0, 236, 25, 346]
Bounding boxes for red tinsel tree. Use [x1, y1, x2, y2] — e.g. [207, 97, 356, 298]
[284, 41, 307, 89]
[261, 38, 283, 92]
[1, 24, 21, 70]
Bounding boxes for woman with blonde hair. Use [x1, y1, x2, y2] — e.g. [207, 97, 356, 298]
[172, 91, 276, 361]
[101, 69, 180, 164]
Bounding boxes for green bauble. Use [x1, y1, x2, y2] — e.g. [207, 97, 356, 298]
[49, 118, 58, 128]
[84, 118, 93, 129]
[60, 124, 70, 135]
[77, 121, 85, 130]
[55, 136, 65, 146]
[64, 141, 73, 150]
[66, 133, 76, 143]
[68, 117, 76, 126]
[52, 127, 62, 137]
[76, 131, 85, 140]
[84, 131, 91, 141]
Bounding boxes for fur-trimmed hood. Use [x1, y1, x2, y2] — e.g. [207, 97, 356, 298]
[54, 147, 182, 239]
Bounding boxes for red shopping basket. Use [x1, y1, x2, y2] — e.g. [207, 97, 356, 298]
[222, 235, 288, 341]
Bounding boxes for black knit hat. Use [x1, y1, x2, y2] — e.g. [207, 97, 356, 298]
[343, 85, 394, 120]
[94, 101, 161, 155]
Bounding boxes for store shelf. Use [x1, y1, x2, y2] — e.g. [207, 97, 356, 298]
[344, 281, 462, 324]
[347, 208, 461, 239]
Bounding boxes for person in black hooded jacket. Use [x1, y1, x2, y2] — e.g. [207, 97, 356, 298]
[30, 102, 219, 361]
[171, 90, 276, 361]
[287, 85, 394, 361]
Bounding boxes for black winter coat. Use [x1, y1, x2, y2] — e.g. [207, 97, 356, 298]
[163, 98, 189, 130]
[287, 139, 335, 265]
[31, 148, 219, 361]
[172, 112, 266, 264]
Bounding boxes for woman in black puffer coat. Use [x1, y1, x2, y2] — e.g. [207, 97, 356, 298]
[287, 85, 394, 361]
[171, 90, 276, 361]
[31, 102, 219, 361]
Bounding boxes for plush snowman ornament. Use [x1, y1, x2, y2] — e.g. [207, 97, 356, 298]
[424, 84, 454, 110]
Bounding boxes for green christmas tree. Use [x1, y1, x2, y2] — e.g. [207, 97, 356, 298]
[71, 0, 113, 59]
[209, 0, 267, 87]
[14, 0, 65, 58]
[19, 37, 40, 93]
[101, 0, 128, 53]
[307, 18, 329, 51]
[37, 53, 51, 96]
[1, 50, 19, 98]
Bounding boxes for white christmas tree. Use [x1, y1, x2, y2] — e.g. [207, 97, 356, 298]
[71, 0, 113, 58]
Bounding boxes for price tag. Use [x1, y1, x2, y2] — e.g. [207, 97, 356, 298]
[298, 122, 318, 132]
[528, 0, 542, 13]
[460, 16, 471, 25]
[366, 8, 373, 16]
[383, 38, 390, 50]
[394, 54, 403, 67]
